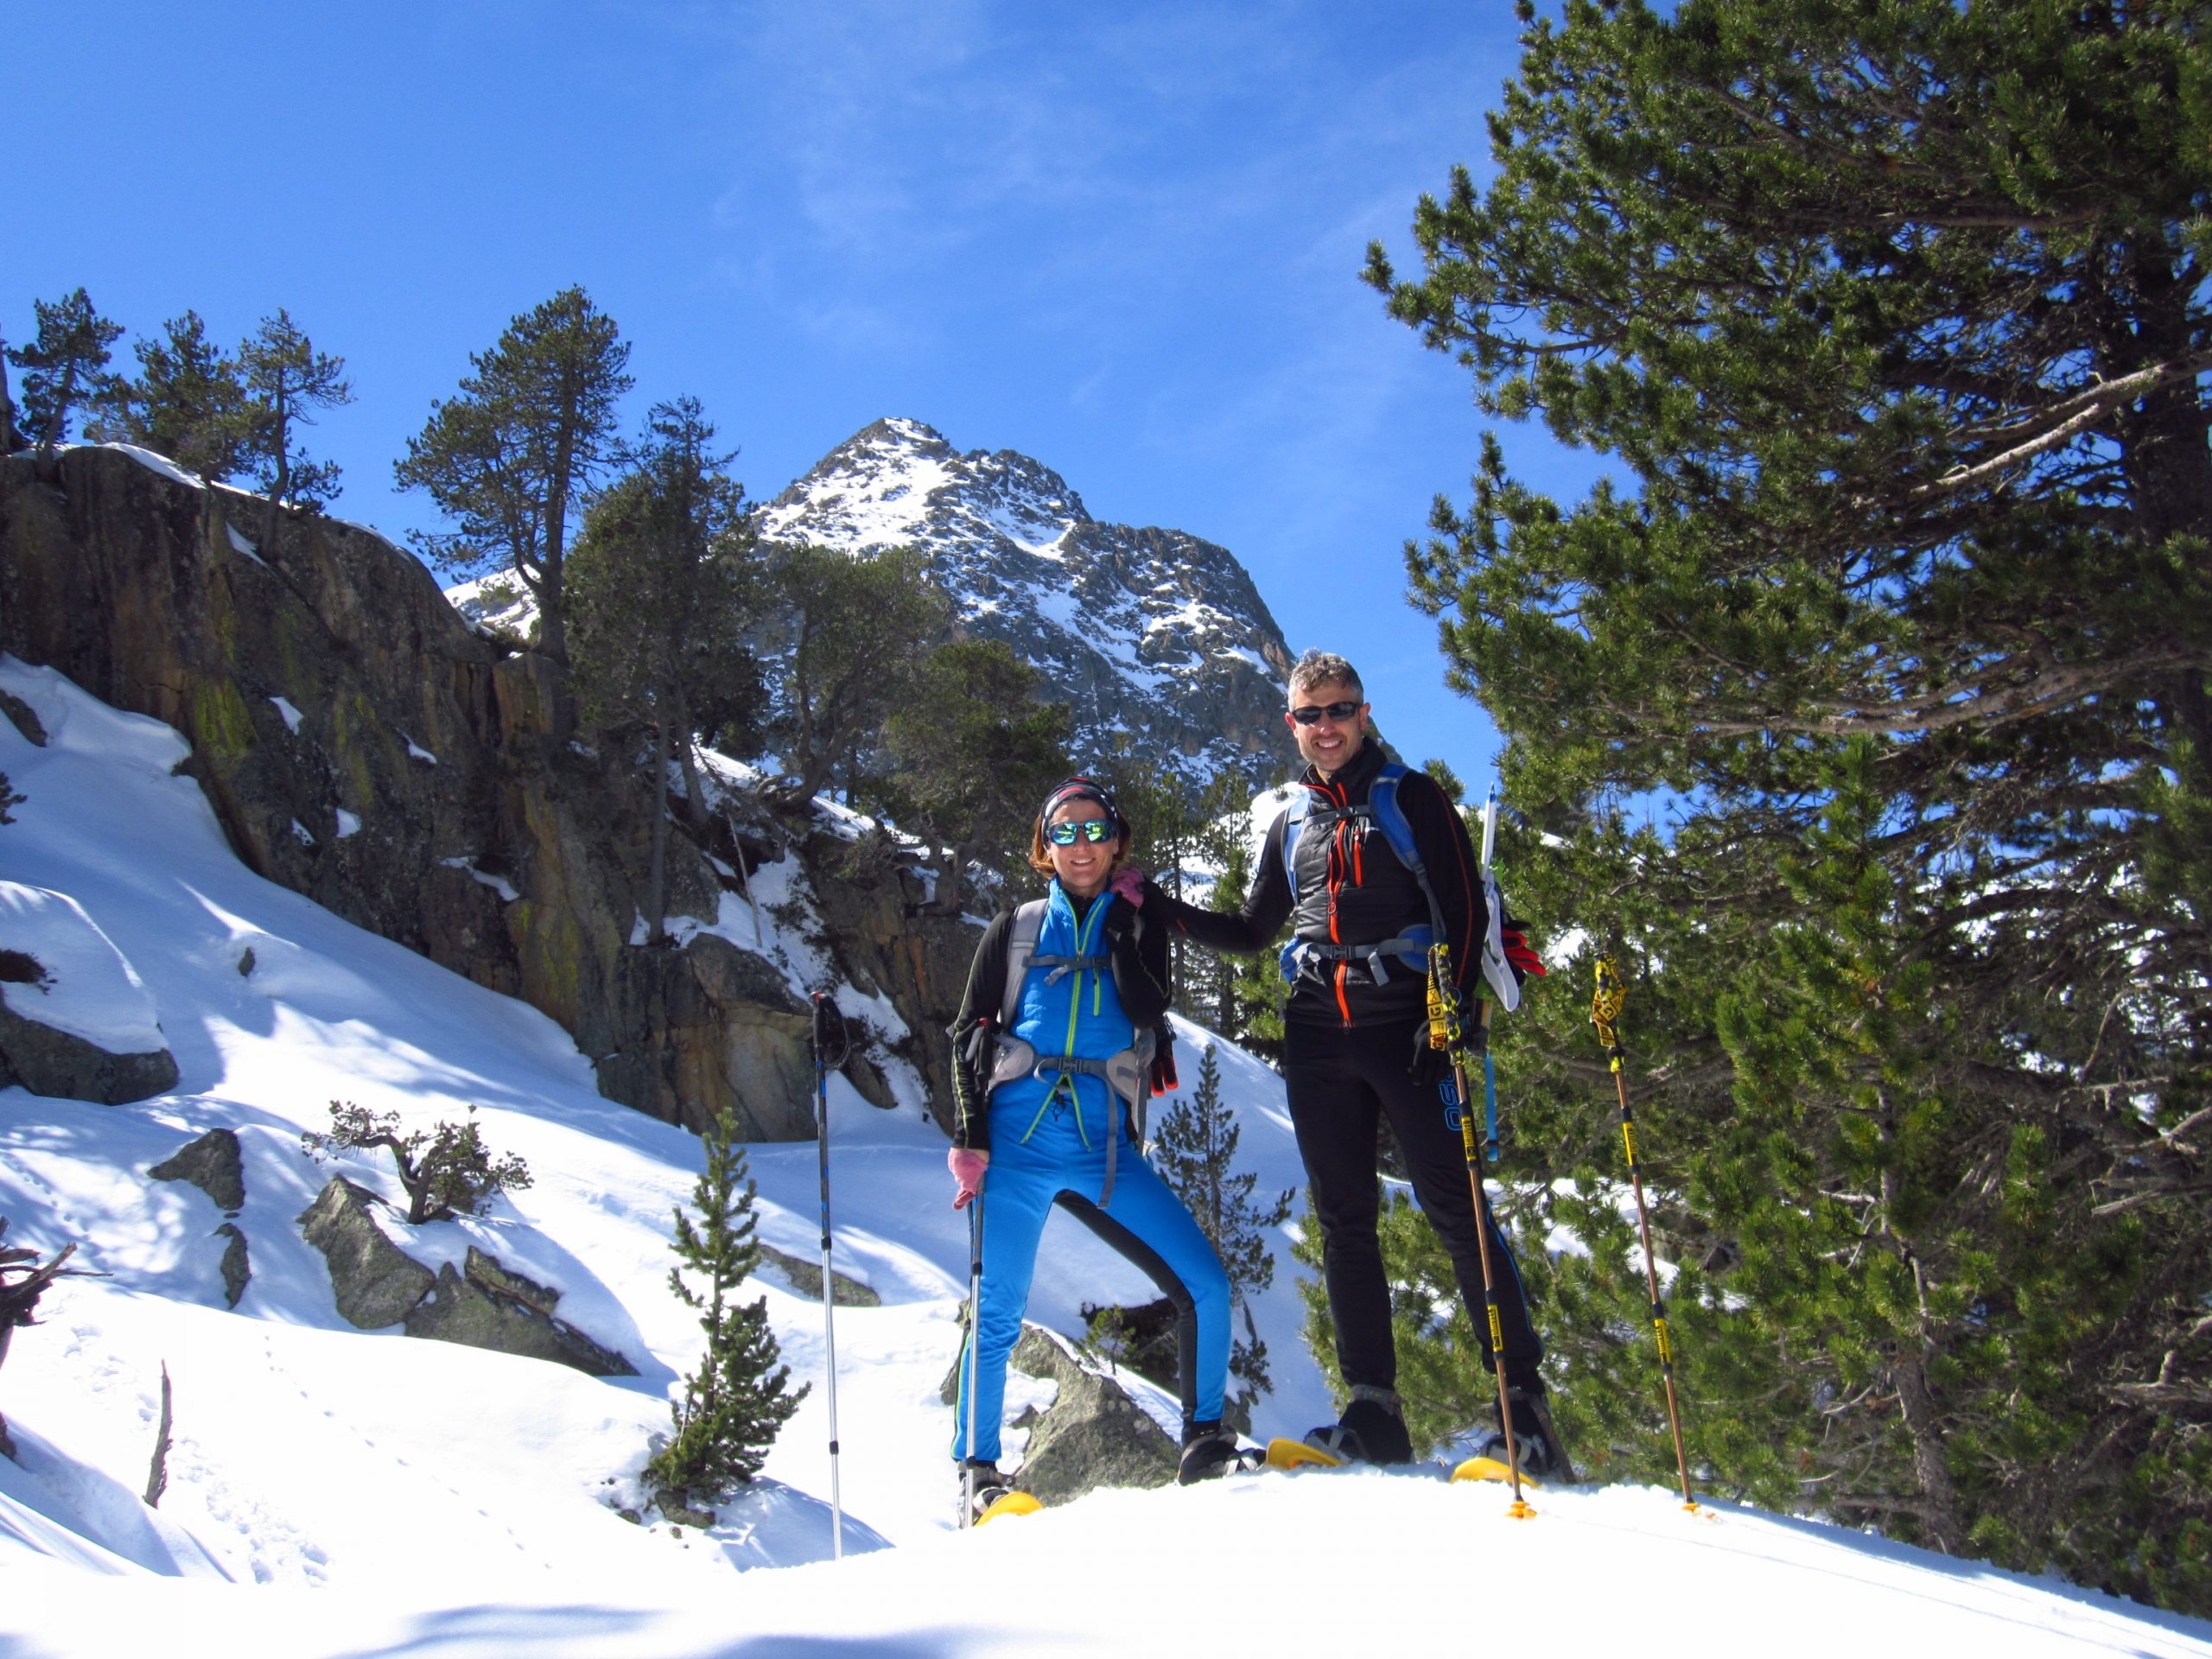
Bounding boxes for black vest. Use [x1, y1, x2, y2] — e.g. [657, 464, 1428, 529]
[1284, 757, 1432, 1027]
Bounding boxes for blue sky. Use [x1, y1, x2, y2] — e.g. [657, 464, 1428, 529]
[11, 1, 1605, 785]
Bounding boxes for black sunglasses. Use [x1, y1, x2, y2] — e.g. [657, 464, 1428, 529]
[1046, 818, 1118, 846]
[1290, 699, 1363, 726]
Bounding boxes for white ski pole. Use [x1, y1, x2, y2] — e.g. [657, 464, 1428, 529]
[963, 1193, 983, 1528]
[810, 995, 844, 1560]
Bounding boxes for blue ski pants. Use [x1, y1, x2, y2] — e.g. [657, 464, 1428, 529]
[953, 1095, 1231, 1464]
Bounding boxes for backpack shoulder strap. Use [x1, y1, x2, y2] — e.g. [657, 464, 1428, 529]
[1000, 899, 1048, 1029]
[1276, 789, 1309, 906]
[1370, 765, 1451, 943]
[1367, 765, 1423, 874]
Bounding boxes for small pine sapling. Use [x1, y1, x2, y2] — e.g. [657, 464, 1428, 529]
[1152, 1041, 1294, 1420]
[302, 1101, 532, 1224]
[1077, 1302, 1138, 1378]
[645, 1106, 805, 1504]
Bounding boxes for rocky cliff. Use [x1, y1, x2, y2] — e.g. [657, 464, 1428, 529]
[0, 448, 977, 1141]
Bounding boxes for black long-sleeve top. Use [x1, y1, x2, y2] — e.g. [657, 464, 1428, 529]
[1148, 741, 1488, 1028]
[948, 888, 1173, 1151]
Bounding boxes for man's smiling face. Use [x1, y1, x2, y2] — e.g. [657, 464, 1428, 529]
[1287, 678, 1369, 779]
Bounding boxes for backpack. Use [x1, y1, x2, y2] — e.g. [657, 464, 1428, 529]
[1274, 765, 1522, 1014]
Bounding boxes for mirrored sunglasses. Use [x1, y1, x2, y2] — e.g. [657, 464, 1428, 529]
[1046, 818, 1117, 846]
[1291, 699, 1363, 726]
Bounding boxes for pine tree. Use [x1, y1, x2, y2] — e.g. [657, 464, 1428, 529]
[394, 286, 632, 694]
[89, 310, 249, 482]
[568, 396, 765, 943]
[0, 327, 20, 452]
[1152, 1040, 1294, 1420]
[766, 542, 947, 807]
[236, 309, 352, 557]
[1208, 821, 1290, 1060]
[8, 288, 124, 462]
[1089, 757, 1255, 1023]
[1365, 0, 2212, 1613]
[647, 1106, 805, 1498]
[874, 639, 1072, 915]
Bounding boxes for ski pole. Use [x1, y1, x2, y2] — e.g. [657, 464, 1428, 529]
[1429, 795, 1533, 1516]
[1459, 787, 1530, 1513]
[962, 1192, 983, 1529]
[1450, 1018, 1535, 1519]
[1592, 957, 1698, 1513]
[810, 994, 846, 1559]
[1481, 787, 1502, 1165]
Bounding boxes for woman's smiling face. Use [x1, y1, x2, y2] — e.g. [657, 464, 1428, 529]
[1046, 801, 1119, 899]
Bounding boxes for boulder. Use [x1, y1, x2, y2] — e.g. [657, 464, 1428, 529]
[403, 1250, 637, 1377]
[760, 1243, 880, 1307]
[213, 1222, 251, 1307]
[296, 1178, 434, 1329]
[1004, 1326, 1179, 1503]
[0, 1000, 178, 1105]
[938, 1322, 1179, 1504]
[149, 1128, 245, 1213]
[0, 883, 176, 1106]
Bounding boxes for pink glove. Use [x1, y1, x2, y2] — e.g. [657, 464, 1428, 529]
[948, 1146, 989, 1209]
[1108, 866, 1146, 907]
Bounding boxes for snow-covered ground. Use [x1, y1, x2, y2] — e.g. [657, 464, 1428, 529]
[1, 655, 2206, 1656]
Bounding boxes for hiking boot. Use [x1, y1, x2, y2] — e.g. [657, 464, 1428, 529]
[1306, 1388, 1414, 1465]
[1476, 1387, 1569, 1480]
[958, 1459, 1013, 1522]
[1176, 1421, 1251, 1485]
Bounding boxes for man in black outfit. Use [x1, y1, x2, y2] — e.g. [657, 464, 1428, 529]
[1141, 650, 1561, 1471]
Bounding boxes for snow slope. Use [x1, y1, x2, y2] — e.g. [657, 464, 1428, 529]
[0, 656, 2205, 1657]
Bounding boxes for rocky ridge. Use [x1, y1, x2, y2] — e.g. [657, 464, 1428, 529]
[759, 418, 1294, 785]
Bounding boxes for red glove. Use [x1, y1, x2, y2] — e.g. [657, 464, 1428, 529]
[948, 1146, 989, 1209]
[1109, 866, 1146, 907]
[1500, 918, 1548, 981]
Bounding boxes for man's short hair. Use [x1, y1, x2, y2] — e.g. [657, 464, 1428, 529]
[1287, 650, 1363, 702]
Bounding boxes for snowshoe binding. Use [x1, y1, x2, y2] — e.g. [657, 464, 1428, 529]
[1177, 1421, 1262, 1484]
[960, 1460, 1040, 1526]
[1458, 1388, 1572, 1484]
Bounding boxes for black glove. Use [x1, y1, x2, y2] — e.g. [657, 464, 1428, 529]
[1408, 1023, 1452, 1086]
[1149, 1028, 1179, 1096]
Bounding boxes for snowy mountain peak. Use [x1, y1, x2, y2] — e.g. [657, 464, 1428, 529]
[770, 417, 1096, 548]
[760, 419, 1293, 787]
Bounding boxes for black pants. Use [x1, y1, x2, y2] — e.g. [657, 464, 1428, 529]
[1284, 1015, 1544, 1396]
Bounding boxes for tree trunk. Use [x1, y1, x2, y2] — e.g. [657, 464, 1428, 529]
[261, 385, 289, 560]
[1891, 1340, 1967, 1555]
[0, 336, 20, 453]
[927, 838, 978, 917]
[37, 359, 77, 462]
[674, 690, 709, 831]
[647, 712, 671, 946]
[143, 1362, 173, 1507]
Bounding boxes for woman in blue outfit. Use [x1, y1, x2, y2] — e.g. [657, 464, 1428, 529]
[945, 776, 1239, 1516]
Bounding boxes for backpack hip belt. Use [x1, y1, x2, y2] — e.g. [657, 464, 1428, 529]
[963, 897, 1158, 1205]
[1284, 929, 1436, 987]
